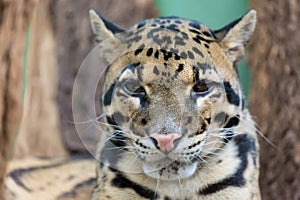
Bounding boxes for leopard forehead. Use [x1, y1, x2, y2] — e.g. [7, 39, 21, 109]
[103, 16, 239, 98]
[117, 17, 230, 69]
[129, 17, 216, 53]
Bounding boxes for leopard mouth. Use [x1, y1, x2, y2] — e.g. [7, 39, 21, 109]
[142, 158, 198, 180]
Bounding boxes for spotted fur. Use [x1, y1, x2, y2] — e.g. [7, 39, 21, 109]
[90, 10, 260, 200]
[5, 156, 95, 200]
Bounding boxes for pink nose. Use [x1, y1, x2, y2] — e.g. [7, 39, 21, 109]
[150, 133, 182, 153]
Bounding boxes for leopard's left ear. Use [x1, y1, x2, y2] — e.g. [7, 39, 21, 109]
[214, 10, 256, 67]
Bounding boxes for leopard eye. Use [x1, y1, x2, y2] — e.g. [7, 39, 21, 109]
[123, 80, 146, 98]
[191, 80, 214, 97]
[131, 86, 146, 98]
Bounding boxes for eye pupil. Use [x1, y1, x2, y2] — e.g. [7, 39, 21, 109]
[123, 80, 146, 98]
[191, 80, 214, 98]
[193, 81, 209, 93]
[132, 86, 146, 97]
[134, 86, 145, 94]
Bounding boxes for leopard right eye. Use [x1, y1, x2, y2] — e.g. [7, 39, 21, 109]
[123, 80, 147, 98]
[191, 80, 214, 99]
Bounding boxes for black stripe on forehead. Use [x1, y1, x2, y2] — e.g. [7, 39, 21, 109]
[192, 66, 200, 83]
[120, 62, 140, 74]
[193, 63, 215, 78]
[134, 44, 145, 55]
[136, 20, 146, 29]
[196, 62, 212, 74]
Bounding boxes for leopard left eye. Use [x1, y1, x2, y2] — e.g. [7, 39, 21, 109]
[191, 80, 214, 98]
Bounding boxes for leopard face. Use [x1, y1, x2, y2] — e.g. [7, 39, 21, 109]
[110, 61, 224, 180]
[90, 10, 260, 200]
[106, 45, 238, 180]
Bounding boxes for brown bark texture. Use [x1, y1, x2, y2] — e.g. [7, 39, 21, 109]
[0, 0, 37, 199]
[248, 1, 300, 200]
[13, 0, 67, 158]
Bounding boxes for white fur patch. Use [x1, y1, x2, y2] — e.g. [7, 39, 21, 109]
[142, 159, 198, 180]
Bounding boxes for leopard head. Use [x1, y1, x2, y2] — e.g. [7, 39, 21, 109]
[90, 10, 256, 180]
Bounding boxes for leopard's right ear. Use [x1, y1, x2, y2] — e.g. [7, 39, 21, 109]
[89, 10, 124, 43]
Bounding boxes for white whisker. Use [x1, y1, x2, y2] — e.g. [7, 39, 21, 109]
[154, 177, 160, 198]
[177, 176, 184, 198]
[69, 113, 107, 125]
[103, 146, 137, 151]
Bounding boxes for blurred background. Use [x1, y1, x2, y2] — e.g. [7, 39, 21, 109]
[0, 0, 299, 199]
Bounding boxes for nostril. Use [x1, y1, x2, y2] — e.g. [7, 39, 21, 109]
[173, 136, 182, 147]
[150, 133, 182, 153]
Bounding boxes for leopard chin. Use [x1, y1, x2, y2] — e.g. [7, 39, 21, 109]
[142, 159, 198, 180]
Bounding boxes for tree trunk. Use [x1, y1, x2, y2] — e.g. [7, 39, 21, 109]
[13, 0, 67, 158]
[0, 0, 37, 199]
[248, 1, 300, 200]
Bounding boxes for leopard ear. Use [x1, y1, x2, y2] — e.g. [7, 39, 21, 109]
[89, 10, 124, 43]
[214, 10, 256, 68]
